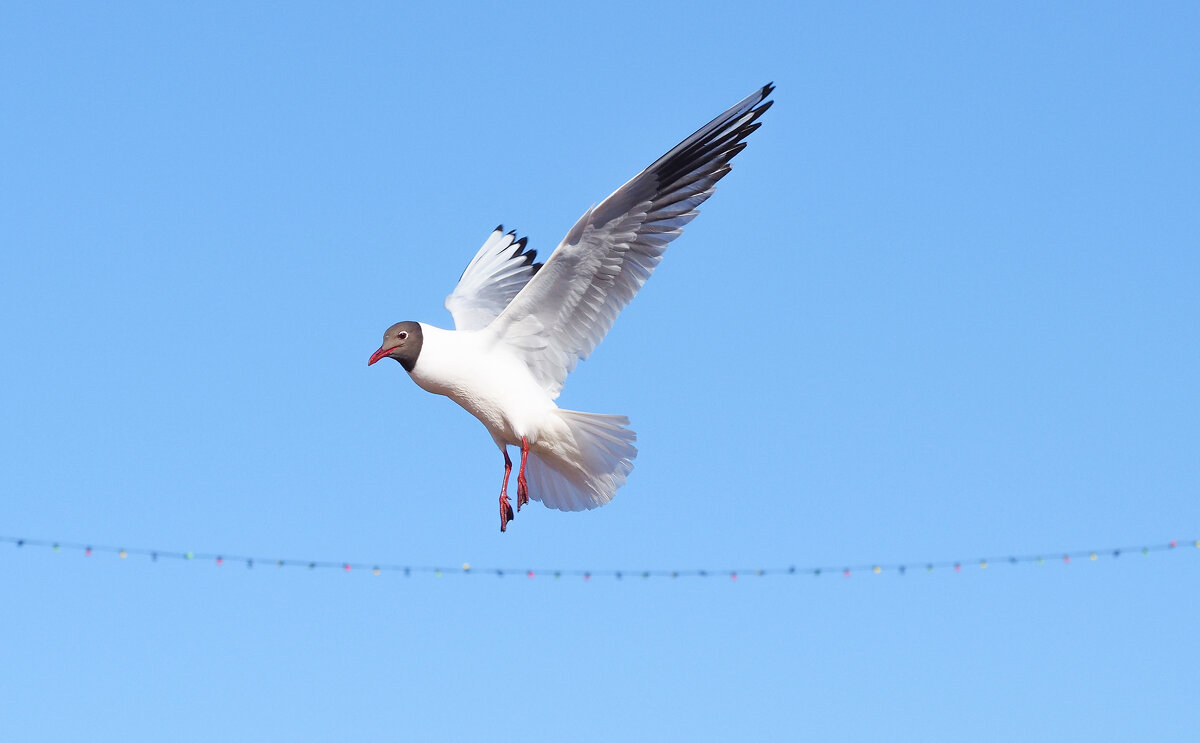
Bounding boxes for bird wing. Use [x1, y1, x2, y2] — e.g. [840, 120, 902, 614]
[444, 226, 542, 332]
[488, 83, 774, 398]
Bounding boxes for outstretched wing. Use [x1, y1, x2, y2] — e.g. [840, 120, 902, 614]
[444, 226, 542, 331]
[489, 83, 774, 398]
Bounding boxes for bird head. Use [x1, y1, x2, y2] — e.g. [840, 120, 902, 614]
[368, 321, 423, 371]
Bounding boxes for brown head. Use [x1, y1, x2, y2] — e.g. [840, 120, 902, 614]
[368, 321, 424, 372]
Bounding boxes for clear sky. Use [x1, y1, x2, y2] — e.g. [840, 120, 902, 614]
[2, 2, 1197, 741]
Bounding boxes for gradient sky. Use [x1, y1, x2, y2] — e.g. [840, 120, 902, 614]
[2, 2, 1198, 741]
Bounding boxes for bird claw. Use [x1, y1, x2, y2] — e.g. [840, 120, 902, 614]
[516, 436, 530, 512]
[500, 494, 514, 532]
[517, 475, 529, 511]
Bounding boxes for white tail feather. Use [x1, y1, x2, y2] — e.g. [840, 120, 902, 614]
[527, 410, 637, 511]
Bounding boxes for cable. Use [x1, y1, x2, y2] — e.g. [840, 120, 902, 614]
[2, 534, 1194, 580]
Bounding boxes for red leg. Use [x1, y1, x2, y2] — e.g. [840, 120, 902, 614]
[516, 436, 530, 511]
[499, 448, 514, 532]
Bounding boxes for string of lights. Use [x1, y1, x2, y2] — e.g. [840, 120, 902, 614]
[2, 534, 1195, 581]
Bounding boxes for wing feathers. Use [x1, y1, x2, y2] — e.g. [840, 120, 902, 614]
[448, 84, 768, 398]
[479, 84, 773, 397]
[444, 226, 543, 331]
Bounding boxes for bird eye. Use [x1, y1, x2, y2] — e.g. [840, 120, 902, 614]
[398, 331, 408, 340]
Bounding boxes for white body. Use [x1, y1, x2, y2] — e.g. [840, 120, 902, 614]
[409, 323, 557, 447]
[410, 322, 636, 512]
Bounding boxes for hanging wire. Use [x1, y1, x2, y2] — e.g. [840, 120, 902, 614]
[1, 534, 1195, 581]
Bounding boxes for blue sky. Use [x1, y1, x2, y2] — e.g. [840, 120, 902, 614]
[2, 2, 1197, 740]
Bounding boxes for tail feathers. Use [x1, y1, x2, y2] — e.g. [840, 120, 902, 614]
[527, 410, 637, 512]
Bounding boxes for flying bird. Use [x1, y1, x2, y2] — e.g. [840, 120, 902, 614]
[370, 84, 774, 531]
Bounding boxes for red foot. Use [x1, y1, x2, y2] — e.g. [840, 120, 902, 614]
[500, 449, 514, 532]
[499, 494, 514, 532]
[516, 436, 530, 511]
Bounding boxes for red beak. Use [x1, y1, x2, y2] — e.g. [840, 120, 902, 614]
[368, 346, 391, 366]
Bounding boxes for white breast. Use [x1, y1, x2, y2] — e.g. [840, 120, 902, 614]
[407, 323, 557, 445]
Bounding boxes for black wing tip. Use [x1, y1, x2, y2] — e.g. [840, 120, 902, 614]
[750, 84, 775, 123]
[650, 88, 773, 188]
[493, 225, 530, 254]
[519, 246, 544, 272]
[508, 233, 543, 272]
[519, 249, 543, 271]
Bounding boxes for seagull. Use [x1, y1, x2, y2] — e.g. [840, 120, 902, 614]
[370, 83, 774, 531]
